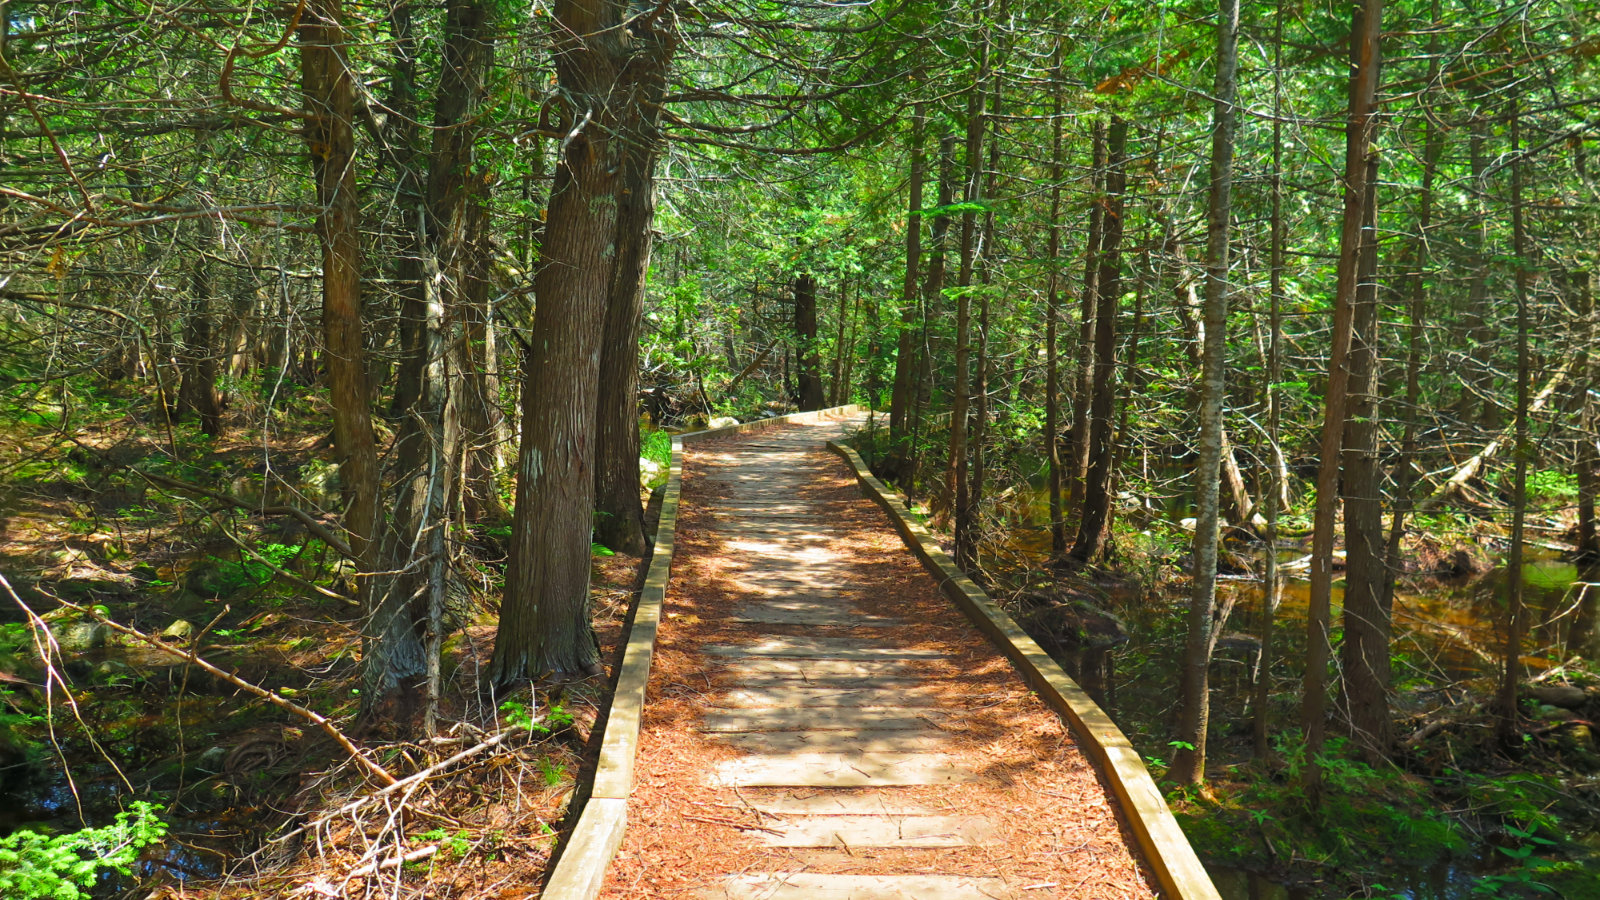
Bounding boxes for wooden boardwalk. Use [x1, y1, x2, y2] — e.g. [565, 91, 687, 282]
[594, 415, 1185, 899]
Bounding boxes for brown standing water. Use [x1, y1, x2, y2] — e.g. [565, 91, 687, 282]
[962, 480, 1600, 900]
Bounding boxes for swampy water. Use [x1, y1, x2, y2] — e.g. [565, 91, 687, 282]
[984, 482, 1600, 900]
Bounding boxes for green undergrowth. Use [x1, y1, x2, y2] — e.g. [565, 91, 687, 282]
[1173, 737, 1594, 898]
[0, 801, 167, 900]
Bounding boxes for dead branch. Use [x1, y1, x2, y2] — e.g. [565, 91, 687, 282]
[274, 730, 513, 847]
[1417, 360, 1572, 512]
[43, 592, 396, 786]
[139, 470, 359, 560]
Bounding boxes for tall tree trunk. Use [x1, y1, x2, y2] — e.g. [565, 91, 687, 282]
[1499, 99, 1531, 745]
[595, 20, 674, 556]
[951, 44, 987, 572]
[423, 0, 500, 525]
[300, 0, 380, 599]
[1069, 117, 1127, 565]
[1458, 115, 1495, 428]
[365, 225, 451, 722]
[969, 78, 1000, 577]
[904, 130, 956, 493]
[1575, 271, 1598, 562]
[490, 0, 624, 683]
[1173, 249, 1263, 531]
[794, 273, 824, 411]
[1252, 5, 1286, 760]
[888, 104, 925, 449]
[1171, 0, 1238, 787]
[1379, 3, 1441, 633]
[455, 205, 507, 524]
[1304, 0, 1382, 799]
[1339, 154, 1391, 761]
[1068, 122, 1107, 508]
[829, 281, 849, 406]
[840, 282, 861, 405]
[1044, 54, 1067, 561]
[385, 0, 427, 419]
[177, 210, 224, 436]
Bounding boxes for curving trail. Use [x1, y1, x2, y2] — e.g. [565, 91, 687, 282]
[601, 415, 1160, 899]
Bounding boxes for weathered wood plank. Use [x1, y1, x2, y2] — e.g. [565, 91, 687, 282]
[749, 814, 994, 848]
[699, 873, 1015, 900]
[713, 752, 973, 787]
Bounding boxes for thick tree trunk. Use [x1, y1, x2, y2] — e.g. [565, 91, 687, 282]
[595, 21, 673, 556]
[1338, 155, 1391, 761]
[300, 0, 380, 596]
[794, 273, 824, 411]
[490, 0, 624, 683]
[1069, 117, 1127, 565]
[1304, 0, 1382, 799]
[1171, 0, 1238, 787]
[1068, 123, 1107, 508]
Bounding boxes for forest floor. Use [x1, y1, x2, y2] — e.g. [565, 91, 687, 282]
[0, 380, 643, 899]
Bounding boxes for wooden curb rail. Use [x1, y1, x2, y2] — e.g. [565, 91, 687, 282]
[825, 440, 1224, 900]
[540, 405, 866, 899]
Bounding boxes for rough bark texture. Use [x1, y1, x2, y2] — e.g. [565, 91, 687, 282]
[1170, 0, 1237, 787]
[1339, 155, 1391, 761]
[491, 0, 626, 683]
[384, 0, 427, 419]
[595, 19, 674, 556]
[424, 0, 501, 525]
[794, 273, 824, 411]
[300, 0, 380, 595]
[1069, 117, 1126, 565]
[1304, 0, 1382, 798]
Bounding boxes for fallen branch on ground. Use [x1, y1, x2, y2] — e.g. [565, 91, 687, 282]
[42, 592, 396, 786]
[1417, 361, 1572, 513]
[139, 471, 358, 560]
[273, 729, 513, 846]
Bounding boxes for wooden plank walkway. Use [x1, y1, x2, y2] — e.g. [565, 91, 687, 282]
[599, 416, 1163, 899]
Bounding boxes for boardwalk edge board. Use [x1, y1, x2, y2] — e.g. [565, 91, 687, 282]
[826, 439, 1225, 900]
[540, 405, 866, 899]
